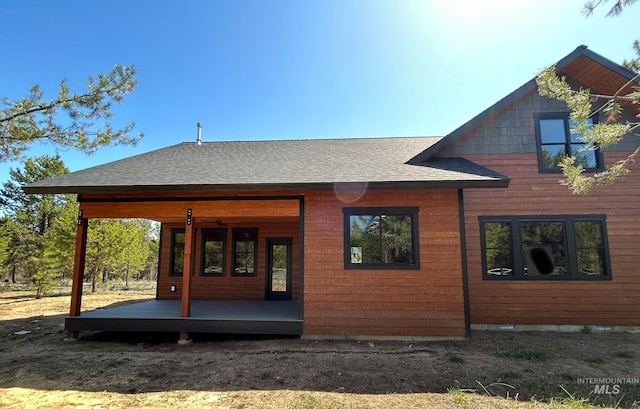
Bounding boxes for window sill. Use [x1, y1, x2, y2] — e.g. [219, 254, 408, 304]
[483, 275, 611, 281]
[345, 264, 420, 270]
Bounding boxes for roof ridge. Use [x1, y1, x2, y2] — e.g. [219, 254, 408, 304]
[187, 135, 442, 144]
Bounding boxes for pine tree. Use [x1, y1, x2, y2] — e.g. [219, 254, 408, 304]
[0, 65, 142, 162]
[39, 199, 79, 294]
[0, 156, 70, 296]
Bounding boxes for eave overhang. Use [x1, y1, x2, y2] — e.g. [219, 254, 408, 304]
[23, 177, 510, 196]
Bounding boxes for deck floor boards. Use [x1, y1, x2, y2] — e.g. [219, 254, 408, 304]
[66, 300, 303, 335]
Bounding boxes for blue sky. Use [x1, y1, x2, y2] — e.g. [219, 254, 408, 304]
[1, 0, 638, 183]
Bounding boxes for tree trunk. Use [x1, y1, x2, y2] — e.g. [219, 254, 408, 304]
[91, 266, 98, 293]
[125, 265, 130, 290]
[11, 265, 16, 284]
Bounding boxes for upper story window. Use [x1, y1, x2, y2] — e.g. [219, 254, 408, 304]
[201, 228, 227, 276]
[169, 228, 185, 276]
[534, 113, 602, 172]
[480, 215, 611, 280]
[232, 228, 258, 277]
[343, 207, 420, 270]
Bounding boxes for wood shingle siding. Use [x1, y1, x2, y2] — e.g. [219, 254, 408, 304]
[303, 189, 467, 337]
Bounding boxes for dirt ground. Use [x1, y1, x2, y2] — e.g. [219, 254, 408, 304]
[0, 288, 638, 409]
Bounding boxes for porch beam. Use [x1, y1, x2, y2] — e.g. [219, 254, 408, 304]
[79, 199, 300, 219]
[67, 211, 88, 339]
[298, 197, 305, 321]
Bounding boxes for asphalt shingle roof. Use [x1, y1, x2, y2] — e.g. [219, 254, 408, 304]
[24, 137, 509, 194]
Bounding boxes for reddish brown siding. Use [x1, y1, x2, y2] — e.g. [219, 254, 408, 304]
[463, 151, 640, 327]
[157, 221, 300, 301]
[151, 188, 468, 337]
[303, 189, 466, 337]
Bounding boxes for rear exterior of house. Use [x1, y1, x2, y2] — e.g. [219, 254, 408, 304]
[31, 137, 505, 340]
[430, 46, 640, 331]
[23, 45, 640, 339]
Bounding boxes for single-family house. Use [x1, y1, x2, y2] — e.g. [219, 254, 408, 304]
[24, 45, 640, 340]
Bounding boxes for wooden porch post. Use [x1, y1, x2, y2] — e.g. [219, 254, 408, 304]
[67, 211, 88, 339]
[179, 209, 194, 342]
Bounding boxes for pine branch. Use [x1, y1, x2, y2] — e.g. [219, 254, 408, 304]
[0, 77, 132, 124]
[0, 65, 141, 162]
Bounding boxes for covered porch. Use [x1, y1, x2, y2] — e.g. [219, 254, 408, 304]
[68, 195, 305, 340]
[66, 300, 303, 335]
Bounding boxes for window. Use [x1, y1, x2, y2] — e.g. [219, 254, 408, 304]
[483, 221, 513, 276]
[169, 228, 185, 276]
[232, 228, 258, 277]
[201, 228, 227, 276]
[480, 215, 610, 280]
[535, 113, 602, 172]
[343, 207, 420, 269]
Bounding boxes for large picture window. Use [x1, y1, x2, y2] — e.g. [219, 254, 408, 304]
[534, 113, 602, 172]
[201, 228, 227, 276]
[480, 215, 610, 280]
[232, 228, 258, 277]
[169, 228, 185, 276]
[343, 207, 419, 270]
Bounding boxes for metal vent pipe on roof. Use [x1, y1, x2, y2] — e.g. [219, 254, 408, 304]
[196, 122, 202, 145]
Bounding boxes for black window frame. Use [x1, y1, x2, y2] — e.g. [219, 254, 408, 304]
[343, 207, 420, 270]
[479, 215, 611, 281]
[232, 228, 258, 277]
[169, 228, 186, 277]
[200, 228, 227, 277]
[534, 112, 603, 173]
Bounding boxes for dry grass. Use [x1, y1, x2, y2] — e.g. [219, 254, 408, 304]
[0, 286, 638, 409]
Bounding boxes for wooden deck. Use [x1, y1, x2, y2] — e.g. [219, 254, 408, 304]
[65, 300, 303, 335]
